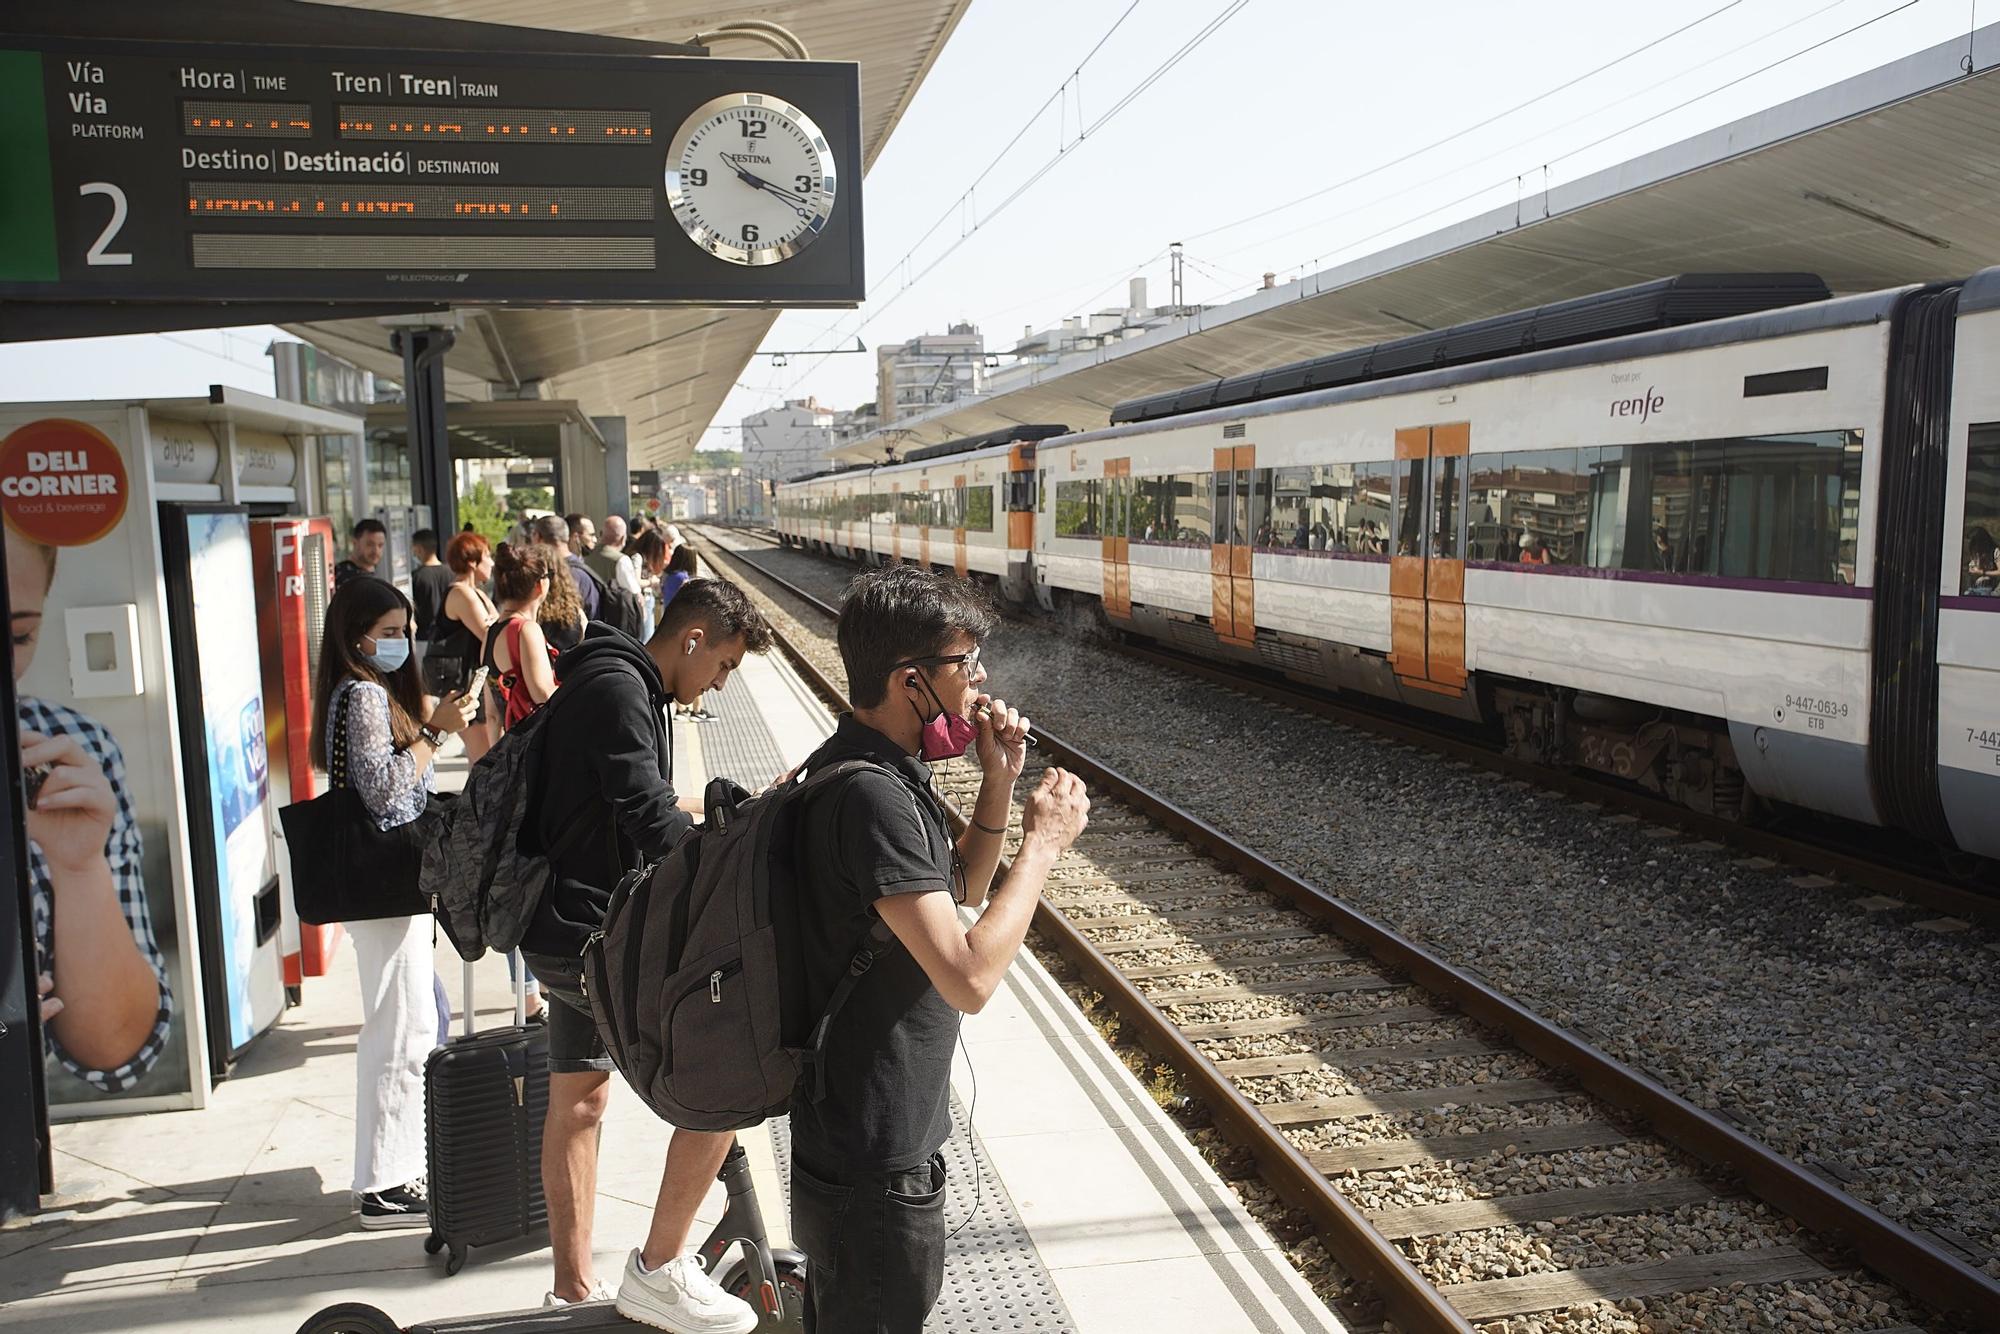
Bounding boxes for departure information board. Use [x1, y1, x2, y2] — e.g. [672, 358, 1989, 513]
[0, 38, 864, 307]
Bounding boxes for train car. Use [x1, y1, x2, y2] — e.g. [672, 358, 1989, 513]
[1033, 271, 2000, 854]
[778, 426, 1061, 599]
[1939, 271, 2000, 860]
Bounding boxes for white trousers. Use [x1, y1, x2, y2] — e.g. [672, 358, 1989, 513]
[348, 914, 435, 1194]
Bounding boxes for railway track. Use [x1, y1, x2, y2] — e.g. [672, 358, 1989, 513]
[693, 530, 1991, 1334]
[724, 525, 1993, 929]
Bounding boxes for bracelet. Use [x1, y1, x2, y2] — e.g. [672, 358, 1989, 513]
[419, 725, 444, 747]
[970, 816, 1007, 837]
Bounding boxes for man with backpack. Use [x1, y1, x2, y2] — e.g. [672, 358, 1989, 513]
[786, 566, 1091, 1333]
[517, 578, 774, 1327]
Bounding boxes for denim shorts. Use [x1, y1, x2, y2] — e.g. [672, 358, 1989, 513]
[533, 972, 615, 1075]
[790, 1151, 948, 1334]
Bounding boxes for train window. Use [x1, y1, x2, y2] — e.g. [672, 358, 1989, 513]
[1467, 449, 1586, 563]
[1105, 473, 1130, 539]
[1581, 432, 1860, 583]
[1960, 425, 2000, 595]
[965, 484, 994, 532]
[1132, 473, 1212, 544]
[1431, 456, 1463, 561]
[1334, 461, 1393, 554]
[1391, 458, 1429, 557]
[1054, 479, 1103, 538]
[1224, 472, 1256, 552]
[1706, 432, 1859, 583]
[1038, 470, 1047, 514]
[1004, 469, 1034, 513]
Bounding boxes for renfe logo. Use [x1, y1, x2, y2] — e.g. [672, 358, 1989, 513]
[1610, 387, 1665, 423]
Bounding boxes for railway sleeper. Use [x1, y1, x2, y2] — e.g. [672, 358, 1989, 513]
[1215, 1036, 1504, 1076]
[1178, 1004, 1449, 1041]
[1259, 1077, 1571, 1127]
[1308, 1119, 1633, 1174]
[1364, 1174, 1716, 1241]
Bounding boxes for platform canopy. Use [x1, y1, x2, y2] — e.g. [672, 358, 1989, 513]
[835, 22, 2000, 459]
[278, 0, 972, 467]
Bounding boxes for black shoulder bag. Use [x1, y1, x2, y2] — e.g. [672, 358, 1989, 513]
[279, 685, 442, 925]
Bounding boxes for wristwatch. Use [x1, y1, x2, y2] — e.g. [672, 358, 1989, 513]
[420, 724, 445, 747]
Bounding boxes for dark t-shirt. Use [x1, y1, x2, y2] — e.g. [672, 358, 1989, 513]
[788, 716, 960, 1174]
[412, 562, 453, 639]
[334, 559, 386, 590]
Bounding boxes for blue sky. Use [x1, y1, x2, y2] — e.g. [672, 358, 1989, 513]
[0, 0, 1984, 453]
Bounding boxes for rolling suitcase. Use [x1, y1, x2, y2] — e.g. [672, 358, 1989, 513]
[422, 960, 549, 1275]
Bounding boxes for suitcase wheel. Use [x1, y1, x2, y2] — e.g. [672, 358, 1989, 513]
[446, 1245, 467, 1277]
[423, 1232, 444, 1256]
[295, 1301, 402, 1334]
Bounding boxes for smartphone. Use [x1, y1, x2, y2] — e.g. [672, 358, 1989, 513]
[463, 665, 492, 703]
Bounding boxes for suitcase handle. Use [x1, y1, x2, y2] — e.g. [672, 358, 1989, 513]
[460, 954, 528, 1039]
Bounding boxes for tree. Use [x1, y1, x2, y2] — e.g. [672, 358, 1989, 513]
[693, 448, 742, 471]
[507, 485, 554, 515]
[457, 479, 510, 545]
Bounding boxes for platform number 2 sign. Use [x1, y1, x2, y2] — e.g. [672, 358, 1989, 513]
[79, 182, 133, 266]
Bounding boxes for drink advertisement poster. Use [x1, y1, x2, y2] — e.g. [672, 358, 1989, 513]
[179, 509, 275, 1055]
[0, 414, 197, 1110]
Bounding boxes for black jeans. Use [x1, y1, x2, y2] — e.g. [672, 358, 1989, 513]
[791, 1151, 948, 1334]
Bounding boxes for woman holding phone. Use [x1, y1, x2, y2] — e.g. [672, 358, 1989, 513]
[313, 577, 474, 1229]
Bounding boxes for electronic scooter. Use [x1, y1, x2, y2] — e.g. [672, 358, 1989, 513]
[295, 1140, 806, 1333]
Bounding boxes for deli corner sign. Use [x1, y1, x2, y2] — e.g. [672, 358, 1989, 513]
[0, 418, 129, 547]
[0, 18, 865, 313]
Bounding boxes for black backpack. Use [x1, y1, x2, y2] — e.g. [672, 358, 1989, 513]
[576, 560, 647, 640]
[582, 758, 899, 1132]
[419, 680, 591, 960]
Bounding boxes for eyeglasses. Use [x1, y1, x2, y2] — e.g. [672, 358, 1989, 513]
[897, 645, 982, 676]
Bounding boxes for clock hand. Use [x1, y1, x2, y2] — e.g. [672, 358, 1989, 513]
[721, 152, 809, 200]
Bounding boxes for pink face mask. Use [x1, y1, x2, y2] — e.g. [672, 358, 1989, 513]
[910, 673, 978, 761]
[919, 707, 979, 762]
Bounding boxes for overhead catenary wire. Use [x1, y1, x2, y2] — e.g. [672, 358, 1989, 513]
[773, 0, 1251, 392]
[998, 0, 1874, 338]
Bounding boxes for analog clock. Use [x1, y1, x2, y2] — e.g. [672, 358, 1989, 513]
[665, 93, 837, 266]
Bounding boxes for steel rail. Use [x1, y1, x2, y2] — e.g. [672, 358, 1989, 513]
[693, 536, 1476, 1334]
[696, 533, 1998, 1327]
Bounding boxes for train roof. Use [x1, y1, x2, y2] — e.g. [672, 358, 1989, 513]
[902, 423, 1069, 463]
[1108, 273, 1832, 426]
[1958, 264, 2000, 315]
[783, 462, 873, 485]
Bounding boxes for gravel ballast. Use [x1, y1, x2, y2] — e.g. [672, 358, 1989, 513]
[727, 538, 2000, 1280]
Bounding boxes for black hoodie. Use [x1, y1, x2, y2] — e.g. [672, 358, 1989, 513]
[517, 623, 692, 977]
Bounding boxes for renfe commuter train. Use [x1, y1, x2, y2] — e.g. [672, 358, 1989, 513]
[776, 271, 2000, 864]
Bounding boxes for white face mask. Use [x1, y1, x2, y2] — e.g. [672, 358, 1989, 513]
[365, 636, 410, 672]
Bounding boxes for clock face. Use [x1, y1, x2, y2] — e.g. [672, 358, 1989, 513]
[665, 93, 837, 266]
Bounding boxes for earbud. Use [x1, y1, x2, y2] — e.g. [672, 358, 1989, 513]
[685, 640, 696, 656]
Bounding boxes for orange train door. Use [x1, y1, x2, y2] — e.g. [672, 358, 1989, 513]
[1101, 458, 1131, 617]
[1389, 423, 1468, 693]
[890, 482, 903, 563]
[953, 473, 969, 578]
[1211, 446, 1256, 646]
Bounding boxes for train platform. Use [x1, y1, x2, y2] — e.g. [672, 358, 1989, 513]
[0, 641, 1342, 1334]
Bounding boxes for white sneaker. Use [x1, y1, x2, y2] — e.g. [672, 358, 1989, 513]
[614, 1248, 757, 1333]
[543, 1280, 613, 1306]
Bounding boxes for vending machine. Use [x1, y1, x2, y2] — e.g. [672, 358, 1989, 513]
[250, 517, 339, 989]
[161, 505, 286, 1079]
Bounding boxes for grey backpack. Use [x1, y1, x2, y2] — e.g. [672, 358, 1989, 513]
[581, 758, 898, 1132]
